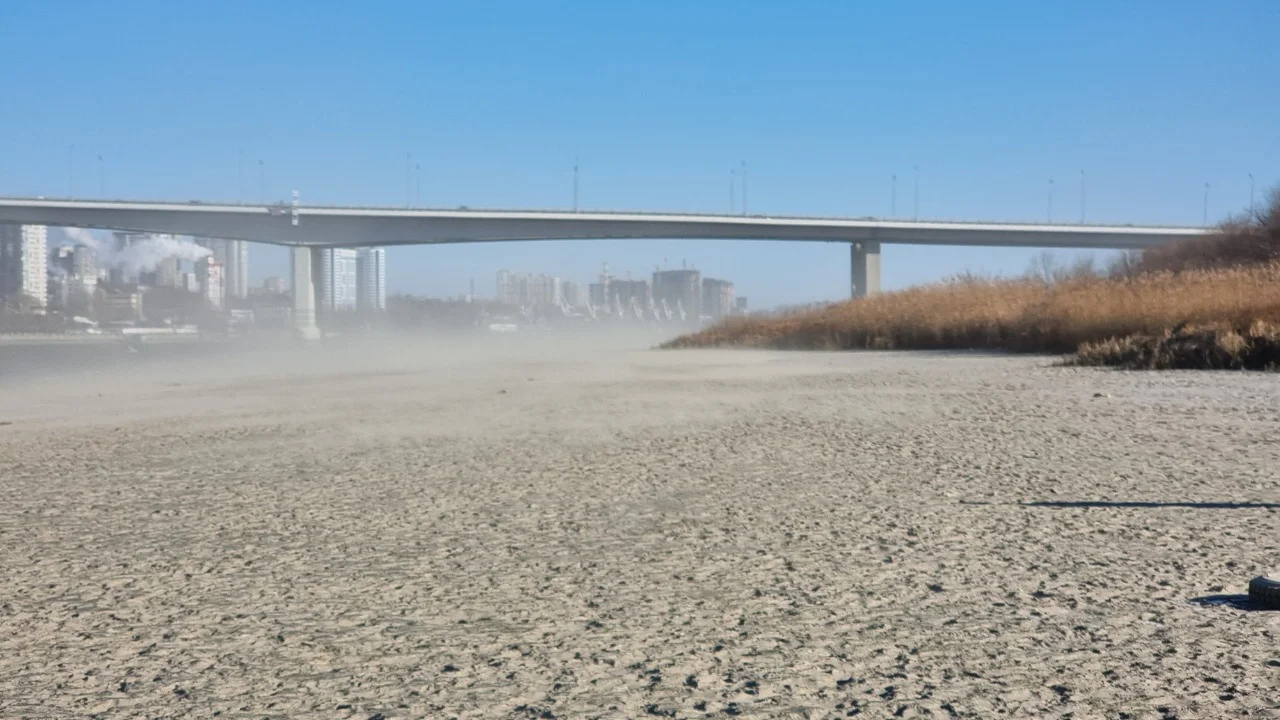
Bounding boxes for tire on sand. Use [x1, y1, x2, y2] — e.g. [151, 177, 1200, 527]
[1247, 575, 1280, 610]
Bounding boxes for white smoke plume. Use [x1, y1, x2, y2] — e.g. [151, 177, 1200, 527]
[49, 228, 103, 275]
[49, 227, 212, 276]
[58, 227, 101, 250]
[116, 235, 211, 275]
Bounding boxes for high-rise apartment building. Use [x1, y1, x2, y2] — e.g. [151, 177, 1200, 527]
[0, 224, 48, 308]
[356, 247, 387, 311]
[701, 278, 735, 318]
[197, 238, 249, 299]
[528, 274, 562, 306]
[227, 240, 249, 299]
[497, 269, 517, 305]
[72, 244, 97, 284]
[320, 248, 358, 312]
[562, 280, 585, 307]
[497, 270, 568, 307]
[652, 268, 701, 319]
[197, 256, 225, 311]
[157, 256, 182, 288]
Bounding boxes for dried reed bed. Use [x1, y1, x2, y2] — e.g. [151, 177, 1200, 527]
[665, 263, 1280, 368]
[667, 191, 1280, 368]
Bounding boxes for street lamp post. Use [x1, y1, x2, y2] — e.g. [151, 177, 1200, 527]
[573, 158, 579, 212]
[1048, 178, 1054, 223]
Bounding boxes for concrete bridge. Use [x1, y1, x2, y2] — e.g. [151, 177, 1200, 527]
[0, 197, 1209, 335]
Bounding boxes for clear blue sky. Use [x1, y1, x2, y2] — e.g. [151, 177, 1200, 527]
[2, 1, 1276, 307]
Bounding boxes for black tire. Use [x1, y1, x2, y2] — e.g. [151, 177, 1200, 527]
[1247, 576, 1280, 610]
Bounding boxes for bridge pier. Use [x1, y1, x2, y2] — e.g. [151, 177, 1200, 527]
[850, 241, 881, 298]
[291, 246, 321, 340]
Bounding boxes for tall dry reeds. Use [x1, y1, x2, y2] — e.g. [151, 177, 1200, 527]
[664, 263, 1280, 357]
[665, 190, 1280, 368]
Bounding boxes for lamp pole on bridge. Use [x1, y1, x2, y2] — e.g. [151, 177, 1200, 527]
[891, 174, 897, 217]
[1047, 178, 1054, 223]
[573, 157, 579, 212]
[98, 155, 104, 198]
[741, 160, 748, 216]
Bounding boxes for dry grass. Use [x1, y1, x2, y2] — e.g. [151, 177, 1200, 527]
[667, 191, 1280, 369]
[1073, 320, 1280, 370]
[666, 263, 1280, 357]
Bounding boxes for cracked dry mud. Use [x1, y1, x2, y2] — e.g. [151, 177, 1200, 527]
[1, 337, 1278, 719]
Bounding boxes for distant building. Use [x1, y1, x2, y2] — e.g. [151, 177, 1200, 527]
[262, 275, 286, 294]
[701, 278, 735, 318]
[588, 281, 607, 307]
[112, 231, 157, 285]
[96, 287, 142, 323]
[194, 238, 247, 298]
[356, 247, 387, 311]
[197, 256, 225, 311]
[52, 246, 75, 275]
[528, 274, 562, 306]
[497, 270, 565, 307]
[609, 279, 651, 309]
[652, 268, 701, 319]
[73, 244, 97, 284]
[320, 248, 358, 312]
[496, 269, 518, 305]
[46, 274, 69, 311]
[113, 231, 150, 254]
[227, 240, 249, 299]
[0, 224, 48, 308]
[157, 256, 181, 288]
[562, 280, 585, 307]
[735, 296, 748, 314]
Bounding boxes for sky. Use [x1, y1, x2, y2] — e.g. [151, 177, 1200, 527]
[1, 1, 1277, 307]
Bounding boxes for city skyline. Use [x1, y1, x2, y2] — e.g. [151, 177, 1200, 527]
[496, 262, 740, 320]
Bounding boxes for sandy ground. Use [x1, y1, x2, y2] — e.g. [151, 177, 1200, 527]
[1, 333, 1278, 719]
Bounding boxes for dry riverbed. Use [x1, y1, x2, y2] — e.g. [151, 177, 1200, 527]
[1, 336, 1278, 719]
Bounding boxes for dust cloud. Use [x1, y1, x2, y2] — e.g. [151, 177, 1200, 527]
[1, 331, 1278, 718]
